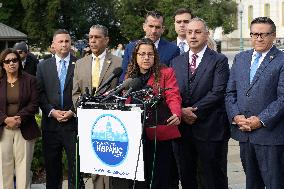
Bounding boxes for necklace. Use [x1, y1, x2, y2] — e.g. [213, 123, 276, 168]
[7, 79, 17, 87]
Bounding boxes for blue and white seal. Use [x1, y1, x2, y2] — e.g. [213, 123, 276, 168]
[91, 114, 128, 166]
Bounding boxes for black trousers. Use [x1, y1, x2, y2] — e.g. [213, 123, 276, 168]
[43, 129, 77, 189]
[175, 137, 228, 189]
[240, 142, 284, 189]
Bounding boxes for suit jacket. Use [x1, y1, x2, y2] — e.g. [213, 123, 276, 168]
[171, 47, 230, 141]
[225, 46, 284, 145]
[23, 53, 39, 76]
[37, 54, 77, 131]
[120, 38, 180, 81]
[72, 52, 122, 104]
[0, 72, 40, 140]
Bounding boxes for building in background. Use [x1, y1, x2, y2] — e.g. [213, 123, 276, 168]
[222, 0, 284, 50]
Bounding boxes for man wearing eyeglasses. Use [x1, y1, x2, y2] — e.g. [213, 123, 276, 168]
[120, 10, 180, 82]
[172, 8, 193, 54]
[13, 41, 39, 76]
[226, 17, 284, 189]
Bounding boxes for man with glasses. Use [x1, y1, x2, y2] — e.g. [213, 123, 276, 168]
[13, 41, 39, 76]
[172, 8, 193, 54]
[226, 17, 284, 189]
[120, 10, 180, 81]
[171, 17, 230, 189]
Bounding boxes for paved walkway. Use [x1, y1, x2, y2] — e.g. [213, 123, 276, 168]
[31, 139, 245, 189]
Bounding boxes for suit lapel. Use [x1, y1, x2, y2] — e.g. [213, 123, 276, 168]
[49, 57, 60, 89]
[64, 55, 76, 90]
[98, 53, 112, 87]
[189, 48, 210, 94]
[249, 46, 278, 88]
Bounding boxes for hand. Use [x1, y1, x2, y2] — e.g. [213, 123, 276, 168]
[4, 116, 21, 129]
[51, 110, 65, 122]
[245, 116, 262, 130]
[233, 115, 251, 132]
[167, 114, 180, 126]
[181, 107, 198, 125]
[60, 110, 74, 122]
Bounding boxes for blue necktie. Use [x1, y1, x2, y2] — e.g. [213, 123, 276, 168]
[179, 42, 185, 54]
[250, 52, 262, 83]
[59, 60, 67, 107]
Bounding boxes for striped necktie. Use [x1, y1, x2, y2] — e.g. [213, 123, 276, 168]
[179, 42, 185, 54]
[190, 54, 198, 74]
[250, 52, 262, 83]
[59, 59, 67, 107]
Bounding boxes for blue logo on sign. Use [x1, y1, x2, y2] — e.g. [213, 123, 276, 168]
[91, 114, 128, 166]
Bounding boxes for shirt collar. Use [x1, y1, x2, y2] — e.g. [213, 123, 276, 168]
[176, 37, 188, 46]
[55, 53, 70, 64]
[92, 49, 107, 60]
[252, 47, 272, 58]
[189, 45, 207, 58]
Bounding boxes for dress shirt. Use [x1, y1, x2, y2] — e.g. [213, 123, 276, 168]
[188, 45, 207, 69]
[91, 50, 107, 76]
[177, 37, 189, 53]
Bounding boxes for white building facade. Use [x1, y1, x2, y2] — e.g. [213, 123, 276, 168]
[224, 0, 284, 49]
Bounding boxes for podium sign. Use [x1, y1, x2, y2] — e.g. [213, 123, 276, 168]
[77, 108, 144, 181]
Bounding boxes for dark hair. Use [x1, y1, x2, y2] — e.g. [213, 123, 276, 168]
[250, 17, 276, 33]
[145, 10, 164, 23]
[0, 48, 23, 78]
[173, 8, 193, 19]
[126, 38, 162, 85]
[53, 29, 70, 39]
[90, 24, 109, 37]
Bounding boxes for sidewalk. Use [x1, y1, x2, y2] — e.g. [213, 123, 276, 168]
[31, 139, 245, 189]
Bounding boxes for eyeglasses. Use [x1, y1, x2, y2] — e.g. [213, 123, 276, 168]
[137, 53, 155, 59]
[3, 58, 18, 64]
[16, 50, 24, 54]
[250, 32, 273, 39]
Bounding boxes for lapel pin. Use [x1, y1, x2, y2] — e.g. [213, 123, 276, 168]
[269, 55, 274, 60]
[107, 60, 111, 64]
[72, 61, 76, 65]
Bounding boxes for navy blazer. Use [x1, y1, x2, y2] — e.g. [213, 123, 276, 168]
[225, 46, 284, 145]
[120, 38, 180, 81]
[0, 72, 40, 140]
[171, 47, 230, 141]
[37, 55, 77, 131]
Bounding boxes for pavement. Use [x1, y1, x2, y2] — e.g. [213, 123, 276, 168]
[31, 139, 246, 189]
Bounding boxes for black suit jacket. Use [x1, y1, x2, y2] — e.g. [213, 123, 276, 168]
[23, 53, 39, 76]
[171, 47, 230, 141]
[37, 55, 77, 131]
[0, 72, 40, 140]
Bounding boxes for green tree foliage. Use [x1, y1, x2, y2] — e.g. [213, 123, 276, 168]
[0, 0, 237, 49]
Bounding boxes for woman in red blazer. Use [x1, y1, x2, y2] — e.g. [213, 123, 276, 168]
[0, 48, 40, 189]
[125, 38, 182, 189]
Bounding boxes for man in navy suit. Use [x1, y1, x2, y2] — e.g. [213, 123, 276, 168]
[171, 17, 230, 189]
[120, 10, 180, 81]
[226, 17, 284, 189]
[37, 29, 77, 189]
[172, 8, 193, 54]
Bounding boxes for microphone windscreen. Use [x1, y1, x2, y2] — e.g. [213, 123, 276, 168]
[128, 78, 143, 91]
[112, 67, 123, 77]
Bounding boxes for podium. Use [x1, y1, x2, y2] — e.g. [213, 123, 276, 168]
[77, 107, 145, 181]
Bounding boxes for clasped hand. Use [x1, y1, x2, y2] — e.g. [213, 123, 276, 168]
[233, 115, 262, 132]
[181, 107, 198, 125]
[4, 116, 21, 129]
[51, 110, 74, 122]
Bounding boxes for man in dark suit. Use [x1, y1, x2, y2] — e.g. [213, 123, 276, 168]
[120, 10, 180, 81]
[171, 17, 230, 189]
[37, 29, 77, 189]
[72, 25, 122, 189]
[172, 8, 193, 54]
[226, 17, 284, 189]
[13, 41, 39, 76]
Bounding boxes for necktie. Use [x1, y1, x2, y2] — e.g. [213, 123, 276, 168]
[190, 54, 198, 74]
[92, 57, 100, 90]
[59, 59, 67, 108]
[179, 42, 185, 54]
[250, 52, 262, 83]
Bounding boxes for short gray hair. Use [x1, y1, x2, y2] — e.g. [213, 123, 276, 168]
[90, 24, 109, 37]
[188, 17, 209, 32]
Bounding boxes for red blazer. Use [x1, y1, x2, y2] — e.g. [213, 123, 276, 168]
[0, 72, 41, 140]
[145, 67, 182, 141]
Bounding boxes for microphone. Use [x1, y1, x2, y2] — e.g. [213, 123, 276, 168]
[96, 67, 123, 94]
[101, 78, 133, 102]
[123, 78, 143, 98]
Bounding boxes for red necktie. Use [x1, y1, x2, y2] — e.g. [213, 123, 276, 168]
[190, 54, 198, 74]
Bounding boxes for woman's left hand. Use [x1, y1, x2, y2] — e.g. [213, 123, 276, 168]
[167, 114, 180, 126]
